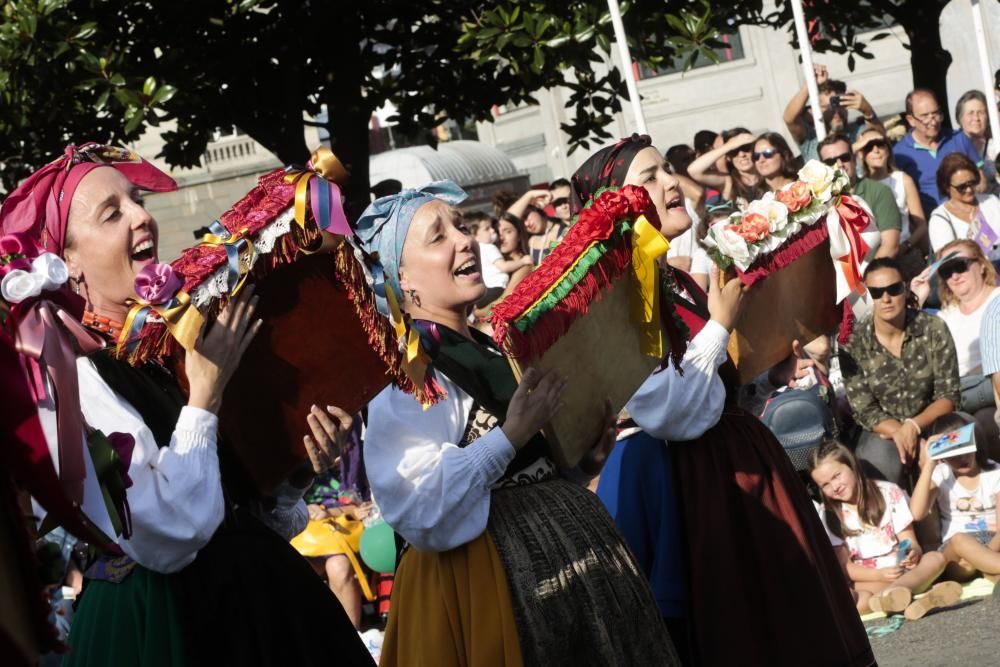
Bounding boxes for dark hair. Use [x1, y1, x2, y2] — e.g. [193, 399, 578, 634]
[928, 412, 997, 471]
[936, 152, 980, 198]
[720, 127, 764, 202]
[817, 132, 852, 155]
[905, 88, 938, 116]
[864, 257, 919, 310]
[492, 190, 517, 217]
[818, 80, 847, 96]
[955, 90, 992, 141]
[808, 440, 886, 539]
[857, 127, 897, 175]
[665, 144, 696, 177]
[995, 68, 1000, 91]
[693, 130, 718, 155]
[696, 201, 738, 242]
[549, 178, 571, 191]
[464, 210, 496, 233]
[498, 212, 529, 257]
[754, 132, 798, 181]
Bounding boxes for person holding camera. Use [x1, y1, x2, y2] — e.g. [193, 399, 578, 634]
[783, 63, 885, 163]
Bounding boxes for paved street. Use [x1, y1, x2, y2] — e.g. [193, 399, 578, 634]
[867, 592, 1000, 666]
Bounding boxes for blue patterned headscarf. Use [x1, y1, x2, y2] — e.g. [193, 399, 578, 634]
[354, 180, 467, 315]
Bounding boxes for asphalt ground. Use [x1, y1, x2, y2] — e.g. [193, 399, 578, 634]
[866, 589, 1000, 666]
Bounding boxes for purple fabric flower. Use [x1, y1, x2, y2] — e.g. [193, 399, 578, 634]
[107, 431, 135, 488]
[134, 263, 182, 304]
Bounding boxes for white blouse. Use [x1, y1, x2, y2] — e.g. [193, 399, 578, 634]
[76, 357, 225, 573]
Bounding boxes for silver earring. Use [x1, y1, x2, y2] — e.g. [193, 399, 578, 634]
[408, 289, 420, 307]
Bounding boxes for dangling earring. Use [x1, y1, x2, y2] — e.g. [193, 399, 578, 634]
[71, 275, 81, 295]
[408, 289, 421, 307]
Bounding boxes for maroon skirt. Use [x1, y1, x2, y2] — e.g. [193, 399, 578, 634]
[672, 407, 873, 667]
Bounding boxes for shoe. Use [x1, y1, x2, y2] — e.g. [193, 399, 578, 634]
[869, 587, 912, 614]
[903, 581, 962, 620]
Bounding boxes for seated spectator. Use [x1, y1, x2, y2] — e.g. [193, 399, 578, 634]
[466, 211, 525, 304]
[783, 63, 884, 162]
[955, 90, 998, 195]
[912, 241, 1000, 456]
[979, 291, 1000, 433]
[855, 128, 929, 275]
[753, 132, 798, 193]
[496, 212, 533, 292]
[503, 188, 566, 264]
[687, 127, 763, 205]
[693, 130, 724, 205]
[809, 441, 959, 619]
[548, 177, 573, 223]
[894, 89, 984, 215]
[839, 258, 960, 486]
[818, 132, 901, 259]
[928, 153, 1000, 261]
[910, 411, 1000, 582]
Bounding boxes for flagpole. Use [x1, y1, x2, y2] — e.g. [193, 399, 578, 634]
[606, 0, 648, 135]
[789, 0, 825, 142]
[971, 0, 1000, 161]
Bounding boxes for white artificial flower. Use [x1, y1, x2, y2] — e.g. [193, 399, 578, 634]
[709, 224, 753, 269]
[1, 269, 46, 304]
[745, 197, 790, 234]
[798, 160, 837, 203]
[31, 253, 69, 292]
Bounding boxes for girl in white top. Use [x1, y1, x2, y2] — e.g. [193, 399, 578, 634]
[810, 441, 958, 619]
[910, 413, 1000, 582]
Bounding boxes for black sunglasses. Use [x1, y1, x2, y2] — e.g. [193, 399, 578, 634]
[861, 139, 888, 154]
[752, 148, 777, 162]
[727, 144, 753, 158]
[867, 281, 905, 299]
[939, 257, 974, 281]
[950, 179, 978, 194]
[822, 152, 852, 166]
[552, 197, 570, 207]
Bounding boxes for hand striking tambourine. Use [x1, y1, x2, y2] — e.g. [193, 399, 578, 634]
[117, 149, 430, 495]
[490, 186, 679, 468]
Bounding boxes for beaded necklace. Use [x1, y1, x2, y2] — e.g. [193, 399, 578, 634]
[82, 310, 124, 340]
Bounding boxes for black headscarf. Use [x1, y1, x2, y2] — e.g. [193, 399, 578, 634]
[570, 134, 652, 214]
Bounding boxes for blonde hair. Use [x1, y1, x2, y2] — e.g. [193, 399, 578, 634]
[937, 239, 998, 308]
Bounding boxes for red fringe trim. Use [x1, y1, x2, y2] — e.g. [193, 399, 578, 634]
[838, 298, 856, 345]
[736, 222, 830, 288]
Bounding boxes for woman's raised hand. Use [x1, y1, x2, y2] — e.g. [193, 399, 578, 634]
[186, 285, 262, 414]
[708, 266, 749, 332]
[725, 132, 756, 150]
[304, 405, 353, 474]
[909, 268, 932, 308]
[502, 368, 567, 450]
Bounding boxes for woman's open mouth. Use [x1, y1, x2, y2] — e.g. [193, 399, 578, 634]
[665, 195, 685, 211]
[453, 258, 481, 280]
[131, 238, 156, 263]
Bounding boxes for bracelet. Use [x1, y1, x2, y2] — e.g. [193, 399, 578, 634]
[905, 418, 921, 435]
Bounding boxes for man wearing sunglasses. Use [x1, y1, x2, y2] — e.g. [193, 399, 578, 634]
[894, 88, 985, 215]
[818, 133, 901, 259]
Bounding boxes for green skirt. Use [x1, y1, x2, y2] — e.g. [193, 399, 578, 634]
[64, 565, 187, 667]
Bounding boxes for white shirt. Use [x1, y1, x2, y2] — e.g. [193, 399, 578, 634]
[820, 480, 912, 568]
[876, 171, 911, 243]
[933, 460, 1000, 542]
[478, 242, 509, 290]
[666, 204, 713, 278]
[928, 194, 1000, 258]
[364, 372, 516, 553]
[937, 287, 1000, 376]
[76, 357, 225, 573]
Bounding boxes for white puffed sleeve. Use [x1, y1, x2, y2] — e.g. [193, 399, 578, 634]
[626, 319, 730, 441]
[259, 480, 309, 541]
[77, 358, 224, 573]
[364, 373, 516, 552]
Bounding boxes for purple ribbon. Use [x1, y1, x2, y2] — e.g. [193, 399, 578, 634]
[134, 262, 182, 305]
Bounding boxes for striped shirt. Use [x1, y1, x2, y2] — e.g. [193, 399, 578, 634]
[980, 295, 1000, 375]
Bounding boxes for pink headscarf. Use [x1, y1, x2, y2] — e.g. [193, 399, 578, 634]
[0, 143, 177, 257]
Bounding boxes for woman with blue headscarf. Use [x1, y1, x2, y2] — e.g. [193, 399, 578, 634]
[356, 181, 678, 666]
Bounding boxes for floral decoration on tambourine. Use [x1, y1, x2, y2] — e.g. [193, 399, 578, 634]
[117, 262, 204, 357]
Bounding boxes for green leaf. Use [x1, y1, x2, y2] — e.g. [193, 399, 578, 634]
[94, 89, 109, 111]
[74, 22, 98, 41]
[532, 45, 544, 72]
[124, 108, 145, 134]
[151, 84, 177, 105]
[142, 76, 156, 96]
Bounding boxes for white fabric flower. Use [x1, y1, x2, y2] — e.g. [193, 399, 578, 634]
[745, 196, 790, 234]
[798, 160, 837, 203]
[31, 253, 69, 292]
[1, 269, 46, 303]
[709, 225, 753, 269]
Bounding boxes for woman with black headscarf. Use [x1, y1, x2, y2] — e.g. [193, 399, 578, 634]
[585, 136, 874, 667]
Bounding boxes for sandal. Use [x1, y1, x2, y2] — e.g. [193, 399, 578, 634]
[869, 587, 912, 614]
[903, 581, 962, 620]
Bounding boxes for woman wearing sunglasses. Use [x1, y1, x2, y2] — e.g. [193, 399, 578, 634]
[752, 132, 798, 193]
[854, 128, 929, 266]
[840, 258, 961, 487]
[687, 127, 763, 205]
[911, 240, 1000, 457]
[929, 153, 1000, 260]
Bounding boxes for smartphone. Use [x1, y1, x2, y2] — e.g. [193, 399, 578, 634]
[896, 538, 912, 565]
[829, 95, 841, 108]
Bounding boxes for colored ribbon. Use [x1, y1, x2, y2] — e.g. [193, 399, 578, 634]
[118, 288, 204, 355]
[630, 215, 671, 358]
[826, 196, 872, 303]
[382, 276, 429, 391]
[199, 220, 253, 295]
[15, 300, 105, 505]
[284, 146, 351, 237]
[86, 429, 135, 538]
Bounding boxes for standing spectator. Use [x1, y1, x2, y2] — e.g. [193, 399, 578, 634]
[894, 89, 984, 215]
[855, 128, 929, 273]
[548, 177, 573, 223]
[928, 153, 1000, 260]
[753, 132, 798, 193]
[504, 188, 565, 264]
[955, 90, 998, 194]
[693, 130, 723, 204]
[784, 64, 884, 162]
[687, 128, 763, 204]
[819, 133, 901, 259]
[839, 258, 960, 486]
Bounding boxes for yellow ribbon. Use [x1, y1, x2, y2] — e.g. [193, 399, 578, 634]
[199, 225, 254, 295]
[118, 289, 204, 356]
[630, 215, 671, 358]
[384, 281, 429, 392]
[284, 146, 349, 231]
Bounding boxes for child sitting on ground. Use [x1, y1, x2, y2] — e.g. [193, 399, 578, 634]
[910, 412, 1000, 583]
[809, 440, 961, 619]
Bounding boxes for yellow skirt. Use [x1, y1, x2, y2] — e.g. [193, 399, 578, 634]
[380, 531, 523, 667]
